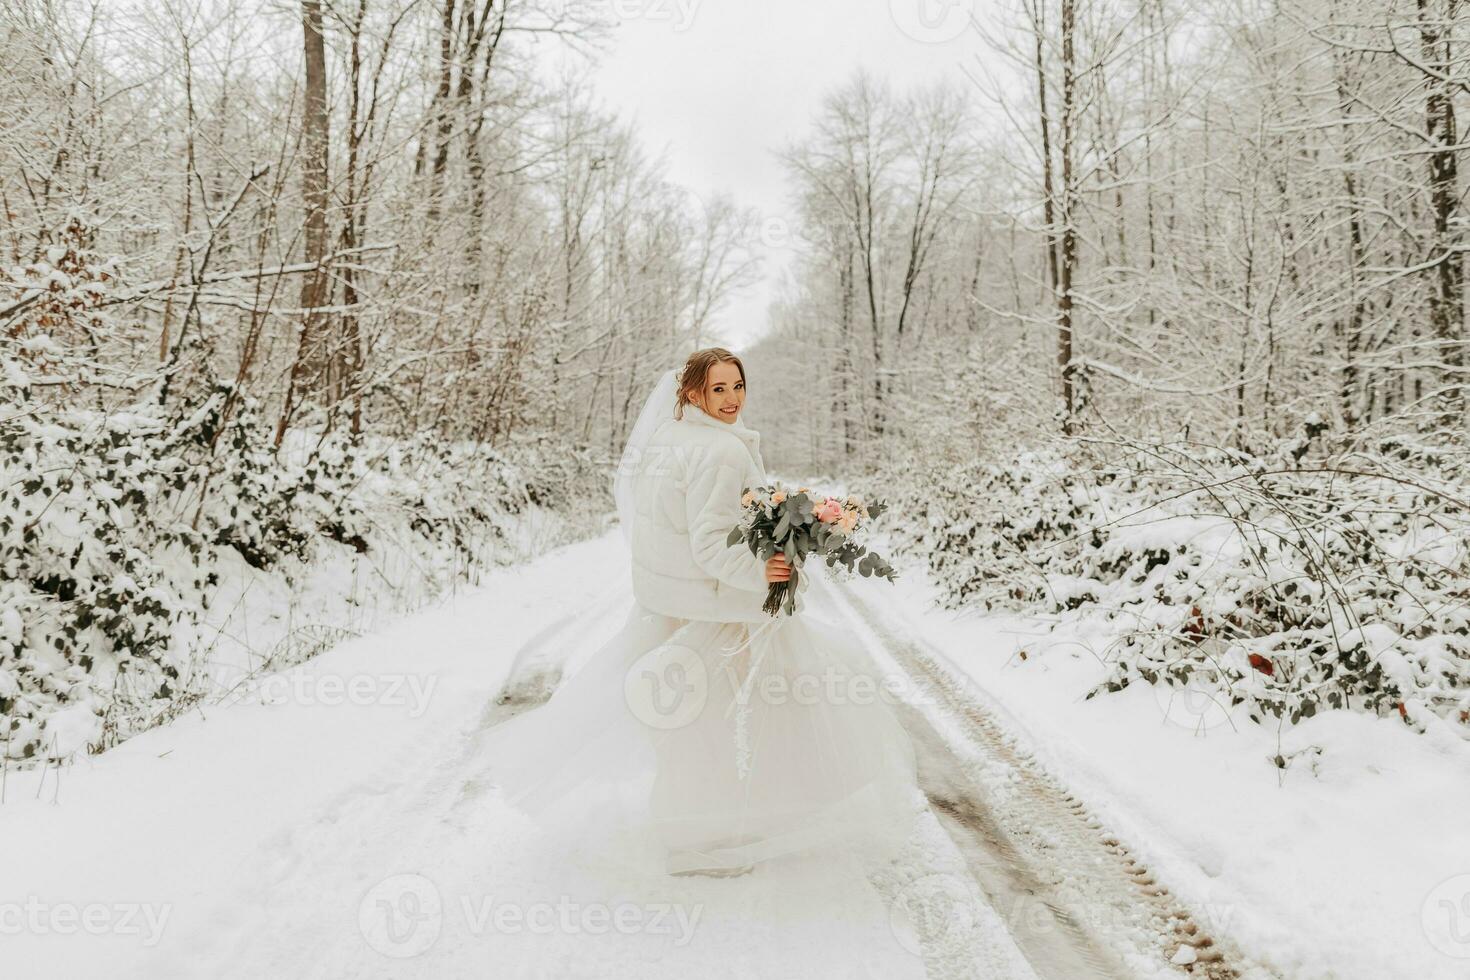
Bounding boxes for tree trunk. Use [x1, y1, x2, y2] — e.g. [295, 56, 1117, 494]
[1334, 57, 1368, 428]
[1419, 0, 1464, 417]
[340, 0, 367, 434]
[277, 0, 331, 448]
[838, 239, 856, 456]
[1057, 0, 1078, 431]
[1030, 0, 1067, 430]
[1417, 0, 1464, 417]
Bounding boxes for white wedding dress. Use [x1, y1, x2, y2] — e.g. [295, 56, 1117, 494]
[483, 371, 923, 877]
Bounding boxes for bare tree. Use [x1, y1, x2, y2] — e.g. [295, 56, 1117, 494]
[276, 0, 332, 446]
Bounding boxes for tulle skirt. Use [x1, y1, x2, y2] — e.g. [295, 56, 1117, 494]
[480, 597, 924, 877]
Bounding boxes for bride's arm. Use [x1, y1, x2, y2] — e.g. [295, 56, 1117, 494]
[684, 442, 771, 593]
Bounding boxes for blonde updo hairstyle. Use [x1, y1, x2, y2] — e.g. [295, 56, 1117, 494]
[674, 347, 746, 420]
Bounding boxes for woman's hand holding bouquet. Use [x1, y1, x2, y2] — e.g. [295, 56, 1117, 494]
[726, 483, 897, 616]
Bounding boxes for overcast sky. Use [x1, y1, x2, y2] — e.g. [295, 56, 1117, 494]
[588, 0, 988, 349]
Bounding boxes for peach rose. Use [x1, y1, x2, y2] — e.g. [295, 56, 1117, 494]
[771, 490, 787, 504]
[816, 499, 843, 523]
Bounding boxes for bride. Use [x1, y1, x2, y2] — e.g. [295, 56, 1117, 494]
[484, 347, 923, 878]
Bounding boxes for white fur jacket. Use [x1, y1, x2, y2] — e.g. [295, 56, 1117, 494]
[629, 405, 809, 623]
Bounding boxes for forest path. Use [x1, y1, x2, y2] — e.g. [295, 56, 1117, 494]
[1, 532, 1042, 979]
[1, 529, 1291, 979]
[826, 574, 1282, 980]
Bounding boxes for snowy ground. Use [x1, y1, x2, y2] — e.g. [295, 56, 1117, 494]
[4, 528, 1461, 978]
[866, 566, 1470, 980]
[1, 532, 1033, 979]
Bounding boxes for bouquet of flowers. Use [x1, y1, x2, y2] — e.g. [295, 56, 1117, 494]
[726, 482, 897, 616]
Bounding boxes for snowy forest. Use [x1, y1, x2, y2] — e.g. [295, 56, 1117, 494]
[4, 0, 1470, 975]
[2, 0, 757, 759]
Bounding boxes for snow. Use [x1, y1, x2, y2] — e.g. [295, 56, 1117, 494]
[861, 559, 1470, 980]
[8, 509, 1464, 977]
[35, 704, 104, 759]
[0, 531, 1037, 979]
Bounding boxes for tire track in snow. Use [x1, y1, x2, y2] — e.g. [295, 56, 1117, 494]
[825, 574, 1280, 980]
[469, 570, 1273, 978]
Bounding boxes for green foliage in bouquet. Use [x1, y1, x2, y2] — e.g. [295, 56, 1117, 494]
[726, 484, 897, 616]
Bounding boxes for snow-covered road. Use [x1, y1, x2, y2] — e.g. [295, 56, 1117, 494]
[4, 529, 1458, 979]
[1, 533, 1037, 979]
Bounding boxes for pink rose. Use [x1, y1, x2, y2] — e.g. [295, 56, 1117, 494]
[816, 499, 843, 523]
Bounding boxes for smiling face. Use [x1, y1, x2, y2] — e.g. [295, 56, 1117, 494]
[691, 360, 746, 424]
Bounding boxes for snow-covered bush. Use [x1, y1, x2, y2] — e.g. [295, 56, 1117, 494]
[0, 362, 604, 763]
[4, 210, 130, 383]
[361, 429, 605, 588]
[0, 374, 371, 758]
[878, 429, 1470, 734]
